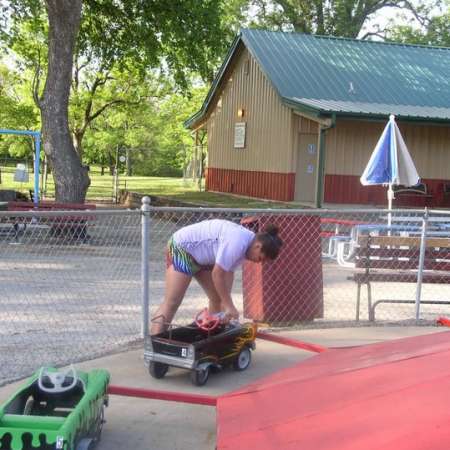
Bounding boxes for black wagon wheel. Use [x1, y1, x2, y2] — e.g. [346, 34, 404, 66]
[148, 362, 169, 379]
[76, 437, 95, 450]
[233, 347, 252, 371]
[92, 404, 106, 442]
[191, 367, 210, 386]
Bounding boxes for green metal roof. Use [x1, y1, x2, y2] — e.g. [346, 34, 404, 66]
[186, 29, 450, 127]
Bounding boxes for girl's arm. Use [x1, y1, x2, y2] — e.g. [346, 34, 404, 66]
[211, 264, 239, 319]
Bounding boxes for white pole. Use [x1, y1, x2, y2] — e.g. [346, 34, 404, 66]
[415, 208, 428, 321]
[141, 196, 151, 337]
[387, 183, 394, 228]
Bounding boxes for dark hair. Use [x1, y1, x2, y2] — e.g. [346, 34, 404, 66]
[255, 224, 283, 260]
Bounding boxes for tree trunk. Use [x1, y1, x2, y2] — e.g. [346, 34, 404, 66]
[73, 130, 84, 159]
[126, 147, 132, 176]
[40, 0, 90, 203]
[108, 153, 114, 175]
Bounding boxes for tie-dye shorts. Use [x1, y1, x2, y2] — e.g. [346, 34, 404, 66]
[165, 237, 202, 276]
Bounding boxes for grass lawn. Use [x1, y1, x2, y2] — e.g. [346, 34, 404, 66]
[122, 177, 300, 208]
[0, 165, 301, 209]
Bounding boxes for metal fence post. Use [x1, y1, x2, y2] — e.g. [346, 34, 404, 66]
[141, 196, 151, 337]
[415, 208, 429, 320]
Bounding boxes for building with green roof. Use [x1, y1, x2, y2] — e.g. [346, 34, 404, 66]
[187, 29, 450, 207]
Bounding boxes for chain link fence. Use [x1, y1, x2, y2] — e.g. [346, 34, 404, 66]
[0, 209, 142, 385]
[146, 207, 450, 329]
[2, 204, 450, 385]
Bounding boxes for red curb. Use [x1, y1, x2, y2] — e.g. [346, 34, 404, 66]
[437, 316, 450, 327]
[256, 331, 328, 353]
[108, 384, 217, 406]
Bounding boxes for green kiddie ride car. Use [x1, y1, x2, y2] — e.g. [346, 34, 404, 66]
[0, 366, 110, 450]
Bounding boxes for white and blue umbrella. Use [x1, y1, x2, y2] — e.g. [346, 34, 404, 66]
[361, 114, 420, 222]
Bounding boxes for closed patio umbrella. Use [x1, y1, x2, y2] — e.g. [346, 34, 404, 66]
[361, 115, 425, 319]
[360, 114, 420, 224]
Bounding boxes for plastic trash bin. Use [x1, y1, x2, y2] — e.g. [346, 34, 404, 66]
[241, 214, 323, 323]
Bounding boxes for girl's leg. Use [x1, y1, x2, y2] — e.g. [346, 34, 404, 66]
[151, 265, 192, 335]
[194, 269, 234, 314]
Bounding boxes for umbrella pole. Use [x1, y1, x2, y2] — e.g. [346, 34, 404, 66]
[387, 183, 394, 229]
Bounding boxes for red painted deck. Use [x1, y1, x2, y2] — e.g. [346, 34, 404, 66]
[217, 331, 450, 450]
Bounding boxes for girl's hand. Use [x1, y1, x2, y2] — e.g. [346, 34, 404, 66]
[224, 305, 239, 321]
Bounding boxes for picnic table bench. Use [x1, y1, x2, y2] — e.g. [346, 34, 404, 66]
[320, 218, 367, 259]
[4, 201, 96, 242]
[393, 183, 434, 207]
[349, 235, 450, 321]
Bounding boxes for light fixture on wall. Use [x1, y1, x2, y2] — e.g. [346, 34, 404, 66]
[237, 108, 245, 118]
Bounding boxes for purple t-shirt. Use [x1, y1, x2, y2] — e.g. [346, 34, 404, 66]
[173, 219, 255, 271]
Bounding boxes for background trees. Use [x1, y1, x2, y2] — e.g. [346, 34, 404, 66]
[1, 0, 230, 201]
[0, 0, 447, 201]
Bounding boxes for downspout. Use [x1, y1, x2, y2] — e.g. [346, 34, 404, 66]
[316, 114, 336, 208]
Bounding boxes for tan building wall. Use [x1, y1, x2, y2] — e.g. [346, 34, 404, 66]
[206, 47, 293, 173]
[323, 118, 450, 206]
[202, 46, 450, 204]
[325, 118, 450, 179]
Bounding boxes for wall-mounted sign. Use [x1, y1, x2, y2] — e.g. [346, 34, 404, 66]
[234, 122, 246, 148]
[307, 164, 314, 174]
[307, 143, 316, 155]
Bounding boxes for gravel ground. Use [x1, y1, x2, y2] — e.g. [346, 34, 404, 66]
[1, 212, 449, 385]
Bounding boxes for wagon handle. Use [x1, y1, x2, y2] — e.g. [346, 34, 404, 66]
[150, 314, 203, 339]
[150, 314, 169, 325]
[150, 314, 192, 339]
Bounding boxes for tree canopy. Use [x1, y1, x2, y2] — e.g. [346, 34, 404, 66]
[0, 0, 447, 201]
[237, 0, 442, 38]
[1, 0, 231, 201]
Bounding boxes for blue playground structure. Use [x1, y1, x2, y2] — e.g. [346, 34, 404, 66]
[0, 128, 41, 206]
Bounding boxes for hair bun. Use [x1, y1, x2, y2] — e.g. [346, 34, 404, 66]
[263, 223, 279, 236]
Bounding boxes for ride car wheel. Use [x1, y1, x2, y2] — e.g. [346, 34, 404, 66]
[233, 347, 252, 371]
[191, 367, 210, 386]
[23, 398, 34, 415]
[149, 362, 169, 379]
[93, 405, 105, 442]
[76, 438, 94, 450]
